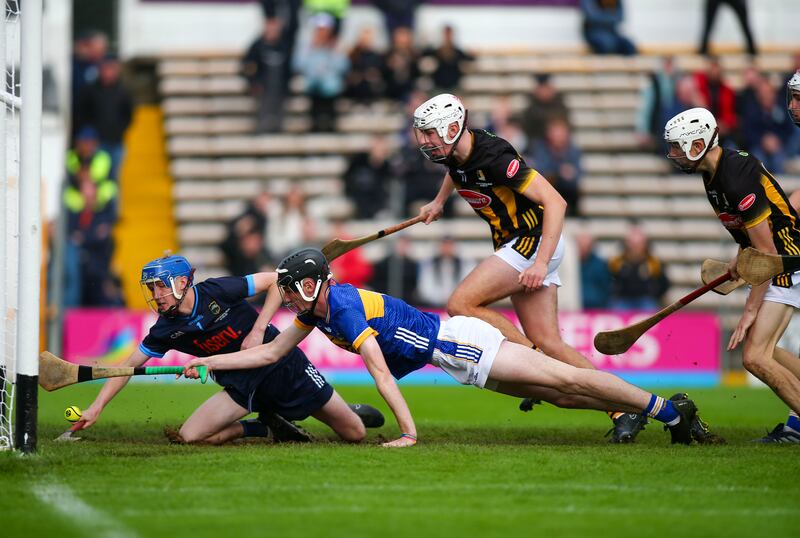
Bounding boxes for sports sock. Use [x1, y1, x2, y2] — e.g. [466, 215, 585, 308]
[784, 411, 800, 434]
[644, 394, 680, 426]
[240, 418, 269, 438]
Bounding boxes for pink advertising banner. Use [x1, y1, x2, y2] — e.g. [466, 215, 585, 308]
[62, 308, 721, 386]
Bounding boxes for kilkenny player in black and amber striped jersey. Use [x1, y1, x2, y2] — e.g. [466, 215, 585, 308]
[410, 93, 656, 442]
[444, 128, 546, 256]
[665, 106, 800, 443]
[702, 147, 800, 287]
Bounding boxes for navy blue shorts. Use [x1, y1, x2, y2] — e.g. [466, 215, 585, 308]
[224, 351, 333, 421]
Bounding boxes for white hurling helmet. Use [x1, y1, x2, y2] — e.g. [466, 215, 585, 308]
[787, 71, 800, 127]
[413, 93, 467, 162]
[663, 107, 719, 172]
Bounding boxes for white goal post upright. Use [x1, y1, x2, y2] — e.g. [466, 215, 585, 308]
[15, 0, 42, 453]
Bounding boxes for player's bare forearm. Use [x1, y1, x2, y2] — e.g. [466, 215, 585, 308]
[359, 338, 417, 436]
[193, 324, 310, 371]
[245, 275, 283, 346]
[88, 349, 149, 410]
[434, 173, 455, 204]
[744, 280, 769, 316]
[522, 178, 566, 266]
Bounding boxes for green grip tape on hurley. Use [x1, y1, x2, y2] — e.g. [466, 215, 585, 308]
[196, 365, 209, 384]
[144, 366, 209, 384]
[144, 366, 183, 376]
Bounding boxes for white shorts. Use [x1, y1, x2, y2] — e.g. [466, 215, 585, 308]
[431, 315, 505, 389]
[493, 234, 565, 287]
[764, 272, 800, 308]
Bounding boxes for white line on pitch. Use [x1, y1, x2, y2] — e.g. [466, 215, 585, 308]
[32, 482, 138, 538]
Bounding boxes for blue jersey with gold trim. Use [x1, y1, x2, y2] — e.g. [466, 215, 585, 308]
[296, 283, 440, 379]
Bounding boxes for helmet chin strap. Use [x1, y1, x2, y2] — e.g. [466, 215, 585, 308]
[293, 278, 323, 316]
[161, 270, 195, 317]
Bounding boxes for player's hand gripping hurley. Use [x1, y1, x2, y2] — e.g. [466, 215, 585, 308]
[321, 215, 425, 261]
[38, 351, 209, 391]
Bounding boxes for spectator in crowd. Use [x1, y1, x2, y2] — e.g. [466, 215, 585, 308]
[579, 0, 637, 56]
[303, 0, 350, 37]
[699, 0, 757, 56]
[575, 231, 611, 310]
[420, 25, 474, 93]
[370, 236, 419, 304]
[661, 75, 708, 129]
[735, 64, 764, 139]
[608, 225, 670, 311]
[742, 77, 796, 173]
[694, 57, 738, 146]
[75, 54, 133, 181]
[485, 96, 527, 152]
[417, 236, 474, 308]
[71, 30, 108, 132]
[66, 126, 114, 213]
[267, 186, 317, 259]
[382, 26, 420, 103]
[372, 0, 421, 39]
[528, 118, 583, 216]
[242, 17, 292, 132]
[636, 57, 679, 152]
[258, 0, 302, 80]
[328, 220, 374, 289]
[345, 27, 386, 104]
[63, 136, 121, 307]
[520, 73, 570, 145]
[343, 135, 391, 219]
[293, 13, 350, 132]
[220, 191, 274, 277]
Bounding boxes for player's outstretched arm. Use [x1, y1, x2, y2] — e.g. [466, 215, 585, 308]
[419, 173, 455, 224]
[518, 174, 567, 290]
[185, 323, 311, 373]
[358, 336, 418, 447]
[729, 221, 778, 350]
[242, 271, 281, 349]
[76, 348, 150, 430]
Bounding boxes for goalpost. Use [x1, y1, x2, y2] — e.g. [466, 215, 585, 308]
[0, 0, 42, 453]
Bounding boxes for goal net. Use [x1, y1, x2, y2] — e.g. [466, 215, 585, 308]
[0, 0, 21, 451]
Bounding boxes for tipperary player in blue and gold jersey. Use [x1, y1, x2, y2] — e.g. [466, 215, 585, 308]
[185, 248, 703, 448]
[76, 255, 383, 444]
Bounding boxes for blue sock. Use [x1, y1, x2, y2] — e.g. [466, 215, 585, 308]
[644, 394, 680, 426]
[785, 412, 800, 433]
[240, 418, 268, 438]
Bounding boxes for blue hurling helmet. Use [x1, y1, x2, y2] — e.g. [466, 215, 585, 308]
[140, 255, 195, 315]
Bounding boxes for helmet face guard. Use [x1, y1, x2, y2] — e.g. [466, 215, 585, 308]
[663, 107, 719, 173]
[276, 248, 331, 317]
[788, 71, 800, 127]
[413, 94, 468, 163]
[140, 255, 194, 316]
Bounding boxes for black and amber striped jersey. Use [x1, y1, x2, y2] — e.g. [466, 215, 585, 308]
[446, 129, 545, 254]
[703, 148, 800, 285]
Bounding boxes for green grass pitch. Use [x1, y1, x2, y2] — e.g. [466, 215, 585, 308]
[2, 383, 799, 537]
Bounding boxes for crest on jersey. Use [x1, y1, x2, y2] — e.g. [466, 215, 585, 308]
[738, 193, 756, 211]
[457, 189, 492, 209]
[506, 159, 520, 178]
[209, 301, 221, 315]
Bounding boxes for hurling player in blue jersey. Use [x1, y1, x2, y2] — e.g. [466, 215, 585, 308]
[75, 254, 383, 444]
[184, 248, 701, 448]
